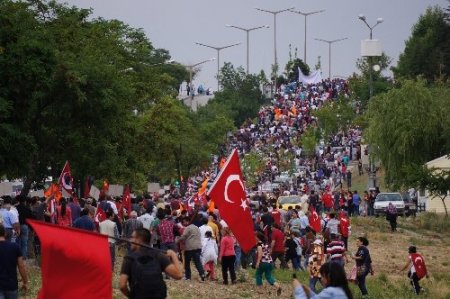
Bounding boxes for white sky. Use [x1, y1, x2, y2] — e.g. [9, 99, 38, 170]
[59, 0, 448, 91]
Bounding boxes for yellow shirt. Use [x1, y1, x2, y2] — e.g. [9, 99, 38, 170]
[207, 221, 219, 240]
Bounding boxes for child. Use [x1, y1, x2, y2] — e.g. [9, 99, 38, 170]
[401, 245, 428, 294]
[201, 231, 218, 281]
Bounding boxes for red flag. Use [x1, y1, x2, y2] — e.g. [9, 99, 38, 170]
[58, 161, 74, 195]
[27, 219, 112, 299]
[411, 253, 428, 279]
[95, 205, 107, 223]
[309, 206, 321, 233]
[122, 184, 132, 216]
[207, 149, 256, 253]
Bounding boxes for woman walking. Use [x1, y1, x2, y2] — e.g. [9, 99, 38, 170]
[255, 232, 282, 296]
[219, 227, 236, 285]
[385, 202, 398, 232]
[351, 237, 372, 297]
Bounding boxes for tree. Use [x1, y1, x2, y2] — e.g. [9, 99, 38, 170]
[409, 164, 450, 217]
[0, 0, 187, 195]
[348, 53, 394, 110]
[284, 58, 310, 83]
[215, 63, 265, 127]
[312, 98, 355, 140]
[393, 5, 450, 81]
[365, 79, 450, 188]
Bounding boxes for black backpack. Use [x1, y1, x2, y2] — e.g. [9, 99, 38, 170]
[129, 249, 166, 299]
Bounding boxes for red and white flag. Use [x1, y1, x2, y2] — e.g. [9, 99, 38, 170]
[207, 149, 256, 253]
[95, 206, 107, 223]
[309, 206, 321, 233]
[58, 161, 74, 195]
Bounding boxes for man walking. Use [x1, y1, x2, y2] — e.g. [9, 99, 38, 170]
[176, 217, 206, 281]
[0, 224, 29, 298]
[119, 228, 182, 298]
[99, 210, 119, 270]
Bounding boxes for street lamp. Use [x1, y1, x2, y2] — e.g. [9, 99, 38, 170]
[195, 42, 241, 92]
[358, 14, 383, 190]
[226, 24, 270, 74]
[255, 7, 294, 92]
[314, 37, 348, 80]
[289, 9, 325, 65]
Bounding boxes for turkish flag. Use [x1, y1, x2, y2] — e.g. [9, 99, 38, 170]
[122, 184, 132, 216]
[95, 205, 107, 223]
[207, 149, 256, 253]
[58, 161, 74, 195]
[27, 219, 112, 299]
[309, 206, 321, 233]
[411, 253, 428, 279]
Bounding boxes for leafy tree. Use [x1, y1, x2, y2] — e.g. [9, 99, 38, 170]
[348, 53, 394, 110]
[241, 150, 266, 189]
[409, 164, 450, 217]
[393, 5, 450, 81]
[312, 98, 354, 140]
[215, 63, 265, 127]
[365, 79, 450, 189]
[301, 128, 320, 157]
[0, 0, 188, 194]
[284, 58, 310, 83]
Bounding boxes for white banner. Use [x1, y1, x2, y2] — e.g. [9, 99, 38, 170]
[298, 68, 323, 84]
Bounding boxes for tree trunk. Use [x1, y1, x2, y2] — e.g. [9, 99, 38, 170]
[441, 196, 448, 218]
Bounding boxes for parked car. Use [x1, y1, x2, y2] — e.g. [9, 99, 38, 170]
[400, 192, 417, 217]
[373, 192, 405, 216]
[277, 195, 309, 212]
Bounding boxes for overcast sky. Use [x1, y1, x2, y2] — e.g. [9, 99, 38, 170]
[59, 0, 447, 90]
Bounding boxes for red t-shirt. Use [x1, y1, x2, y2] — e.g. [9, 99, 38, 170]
[339, 217, 350, 237]
[322, 193, 333, 209]
[270, 228, 285, 253]
[271, 210, 281, 226]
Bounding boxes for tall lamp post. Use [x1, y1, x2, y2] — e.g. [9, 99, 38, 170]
[314, 37, 348, 80]
[358, 14, 383, 99]
[255, 7, 294, 92]
[358, 14, 383, 189]
[226, 24, 270, 74]
[195, 42, 241, 92]
[289, 9, 325, 64]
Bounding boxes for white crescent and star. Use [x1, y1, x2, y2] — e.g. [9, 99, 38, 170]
[62, 172, 73, 190]
[224, 174, 244, 204]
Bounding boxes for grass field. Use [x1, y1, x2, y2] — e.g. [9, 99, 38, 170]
[23, 213, 450, 299]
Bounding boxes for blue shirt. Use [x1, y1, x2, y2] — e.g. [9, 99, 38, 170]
[295, 286, 349, 299]
[73, 215, 95, 231]
[0, 209, 16, 228]
[352, 194, 361, 205]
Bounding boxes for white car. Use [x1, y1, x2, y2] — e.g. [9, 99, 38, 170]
[374, 192, 405, 216]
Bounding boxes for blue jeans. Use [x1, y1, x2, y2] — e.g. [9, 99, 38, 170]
[20, 224, 29, 259]
[234, 245, 241, 271]
[353, 204, 360, 216]
[184, 249, 205, 279]
[357, 271, 369, 295]
[309, 277, 320, 293]
[0, 290, 18, 299]
[109, 243, 115, 270]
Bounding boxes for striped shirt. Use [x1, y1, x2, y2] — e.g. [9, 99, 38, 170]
[326, 240, 346, 260]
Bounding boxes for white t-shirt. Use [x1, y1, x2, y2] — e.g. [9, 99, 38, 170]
[138, 213, 154, 230]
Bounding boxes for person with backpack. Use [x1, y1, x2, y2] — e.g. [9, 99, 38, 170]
[400, 245, 428, 295]
[119, 228, 182, 299]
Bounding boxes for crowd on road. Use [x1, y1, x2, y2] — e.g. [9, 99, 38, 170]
[0, 79, 428, 299]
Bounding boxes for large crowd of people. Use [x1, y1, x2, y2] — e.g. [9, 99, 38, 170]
[0, 79, 429, 299]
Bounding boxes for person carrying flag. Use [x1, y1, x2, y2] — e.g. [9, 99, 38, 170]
[400, 245, 428, 295]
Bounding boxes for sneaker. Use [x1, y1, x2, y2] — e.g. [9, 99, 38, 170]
[200, 274, 206, 282]
[183, 277, 191, 281]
